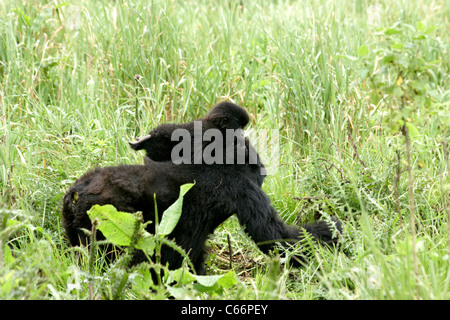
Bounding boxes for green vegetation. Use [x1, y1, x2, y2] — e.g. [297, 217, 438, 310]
[1, 0, 449, 299]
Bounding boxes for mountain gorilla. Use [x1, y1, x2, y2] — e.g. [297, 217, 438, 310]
[62, 102, 341, 274]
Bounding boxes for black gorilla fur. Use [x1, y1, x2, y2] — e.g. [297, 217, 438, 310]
[62, 103, 342, 274]
[62, 157, 341, 274]
[129, 101, 249, 162]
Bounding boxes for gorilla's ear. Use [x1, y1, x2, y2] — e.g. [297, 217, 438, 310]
[129, 134, 152, 150]
[211, 115, 229, 129]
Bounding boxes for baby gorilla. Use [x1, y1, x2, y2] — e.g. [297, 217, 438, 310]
[129, 101, 249, 163]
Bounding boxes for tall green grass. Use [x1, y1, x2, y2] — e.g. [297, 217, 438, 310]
[1, 0, 449, 299]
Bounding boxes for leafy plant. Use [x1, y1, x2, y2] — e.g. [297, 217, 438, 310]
[356, 20, 448, 297]
[356, 21, 443, 132]
[84, 182, 241, 297]
[157, 182, 195, 237]
[87, 205, 156, 257]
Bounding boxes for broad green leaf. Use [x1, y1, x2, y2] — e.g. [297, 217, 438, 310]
[357, 45, 369, 57]
[136, 230, 156, 256]
[86, 183, 194, 256]
[165, 268, 237, 296]
[157, 182, 195, 237]
[168, 267, 197, 286]
[413, 35, 426, 40]
[392, 42, 404, 50]
[384, 27, 401, 35]
[3, 244, 15, 265]
[193, 270, 238, 293]
[382, 54, 396, 64]
[132, 268, 154, 291]
[87, 204, 138, 246]
[416, 21, 425, 32]
[195, 274, 225, 287]
[215, 270, 238, 289]
[425, 26, 437, 34]
[87, 204, 155, 255]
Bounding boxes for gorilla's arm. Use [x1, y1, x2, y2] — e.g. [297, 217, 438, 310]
[234, 181, 341, 264]
[235, 186, 301, 253]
